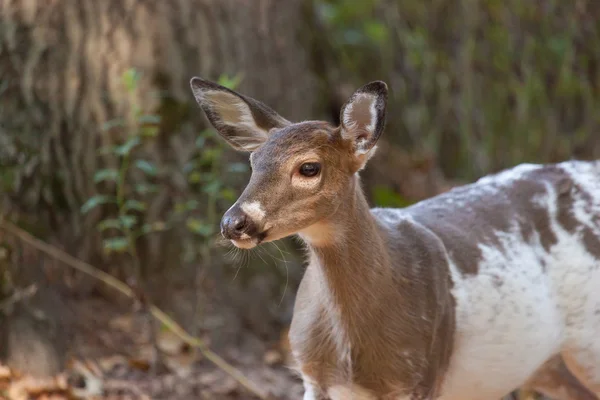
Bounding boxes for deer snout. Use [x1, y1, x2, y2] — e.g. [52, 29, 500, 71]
[220, 206, 258, 241]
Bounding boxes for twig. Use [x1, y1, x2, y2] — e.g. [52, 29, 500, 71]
[0, 284, 38, 313]
[0, 220, 270, 400]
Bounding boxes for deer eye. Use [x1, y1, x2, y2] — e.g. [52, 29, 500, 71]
[299, 162, 321, 177]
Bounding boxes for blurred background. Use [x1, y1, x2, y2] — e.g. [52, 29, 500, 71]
[1, 0, 599, 399]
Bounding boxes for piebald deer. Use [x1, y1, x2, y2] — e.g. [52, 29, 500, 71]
[190, 77, 600, 400]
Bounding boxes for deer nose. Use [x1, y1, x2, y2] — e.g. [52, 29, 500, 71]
[221, 208, 257, 240]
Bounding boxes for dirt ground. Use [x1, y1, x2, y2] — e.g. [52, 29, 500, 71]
[0, 294, 304, 400]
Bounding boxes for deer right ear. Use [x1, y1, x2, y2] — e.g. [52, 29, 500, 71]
[190, 77, 290, 152]
[340, 81, 388, 167]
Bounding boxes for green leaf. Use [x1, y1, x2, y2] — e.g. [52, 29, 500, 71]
[131, 105, 142, 118]
[195, 136, 206, 148]
[98, 145, 116, 155]
[203, 180, 221, 195]
[97, 218, 122, 232]
[174, 199, 199, 214]
[138, 114, 162, 124]
[122, 68, 141, 92]
[188, 171, 202, 184]
[134, 160, 158, 176]
[200, 129, 216, 138]
[102, 237, 130, 254]
[114, 136, 141, 156]
[93, 169, 119, 183]
[185, 199, 200, 210]
[363, 21, 389, 44]
[186, 218, 214, 237]
[134, 183, 159, 195]
[119, 215, 138, 229]
[217, 73, 243, 90]
[140, 126, 159, 138]
[102, 118, 125, 132]
[372, 186, 413, 208]
[124, 199, 146, 212]
[202, 148, 223, 162]
[81, 195, 116, 214]
[140, 221, 168, 235]
[220, 188, 236, 202]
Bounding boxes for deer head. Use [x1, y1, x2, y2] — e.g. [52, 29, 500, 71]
[190, 77, 388, 249]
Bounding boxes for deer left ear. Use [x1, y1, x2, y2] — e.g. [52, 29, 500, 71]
[340, 81, 388, 165]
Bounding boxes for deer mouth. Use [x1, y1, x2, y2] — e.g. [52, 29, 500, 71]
[231, 237, 258, 249]
[230, 229, 270, 249]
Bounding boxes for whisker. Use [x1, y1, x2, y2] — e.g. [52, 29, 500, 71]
[269, 240, 291, 307]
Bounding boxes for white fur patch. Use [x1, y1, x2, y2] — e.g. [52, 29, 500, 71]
[303, 384, 317, 400]
[241, 200, 266, 222]
[328, 384, 377, 400]
[342, 93, 378, 155]
[230, 238, 257, 249]
[302, 375, 322, 400]
[438, 161, 600, 399]
[475, 163, 541, 186]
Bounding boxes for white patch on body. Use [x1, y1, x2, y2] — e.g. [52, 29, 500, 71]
[328, 384, 377, 400]
[475, 163, 541, 186]
[556, 161, 600, 387]
[303, 380, 318, 400]
[438, 160, 600, 399]
[241, 200, 266, 222]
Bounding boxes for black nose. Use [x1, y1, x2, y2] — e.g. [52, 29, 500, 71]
[221, 208, 257, 240]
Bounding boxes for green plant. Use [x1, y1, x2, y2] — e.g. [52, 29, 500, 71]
[372, 185, 413, 208]
[80, 68, 164, 280]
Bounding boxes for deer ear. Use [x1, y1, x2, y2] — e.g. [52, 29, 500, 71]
[340, 81, 388, 163]
[190, 77, 291, 152]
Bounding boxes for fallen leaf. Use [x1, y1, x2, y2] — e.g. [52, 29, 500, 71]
[156, 330, 186, 355]
[0, 364, 11, 379]
[108, 315, 134, 332]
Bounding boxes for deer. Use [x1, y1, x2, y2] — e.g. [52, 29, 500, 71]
[190, 76, 600, 400]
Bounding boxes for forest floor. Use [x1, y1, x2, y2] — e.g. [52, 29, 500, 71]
[0, 294, 304, 400]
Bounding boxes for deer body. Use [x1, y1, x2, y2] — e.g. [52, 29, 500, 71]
[190, 77, 600, 399]
[292, 161, 600, 400]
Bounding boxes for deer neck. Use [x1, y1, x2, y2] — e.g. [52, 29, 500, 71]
[299, 175, 392, 331]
